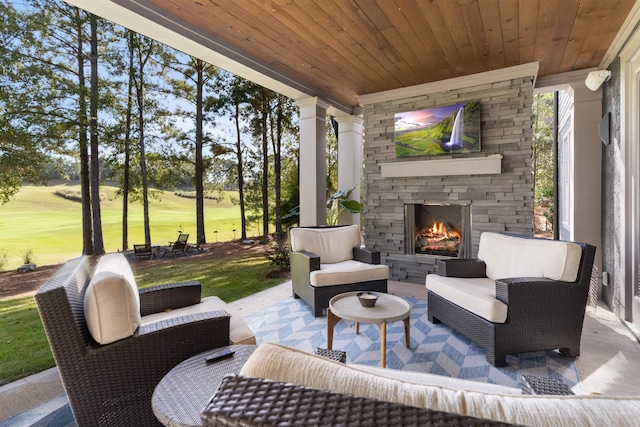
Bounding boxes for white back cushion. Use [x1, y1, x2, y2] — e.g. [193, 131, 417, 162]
[477, 232, 582, 282]
[94, 253, 138, 293]
[240, 342, 640, 427]
[84, 253, 141, 344]
[289, 225, 361, 264]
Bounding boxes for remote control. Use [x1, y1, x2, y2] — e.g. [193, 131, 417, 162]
[205, 348, 235, 363]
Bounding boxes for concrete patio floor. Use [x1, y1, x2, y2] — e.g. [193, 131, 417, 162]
[1, 280, 639, 426]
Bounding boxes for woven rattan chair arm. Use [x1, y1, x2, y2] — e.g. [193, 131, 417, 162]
[436, 258, 486, 277]
[201, 375, 516, 427]
[495, 278, 588, 328]
[139, 280, 202, 316]
[353, 246, 381, 264]
[131, 311, 231, 356]
[495, 277, 579, 306]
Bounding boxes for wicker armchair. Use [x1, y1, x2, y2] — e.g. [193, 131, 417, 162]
[289, 225, 388, 316]
[35, 256, 230, 427]
[426, 233, 596, 367]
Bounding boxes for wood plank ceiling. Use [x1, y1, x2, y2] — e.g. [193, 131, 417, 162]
[146, 0, 635, 109]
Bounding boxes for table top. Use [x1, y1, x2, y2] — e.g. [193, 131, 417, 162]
[152, 345, 256, 427]
[329, 291, 411, 323]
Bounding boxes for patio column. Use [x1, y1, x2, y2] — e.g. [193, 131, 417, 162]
[334, 113, 364, 226]
[297, 97, 329, 226]
[571, 84, 603, 283]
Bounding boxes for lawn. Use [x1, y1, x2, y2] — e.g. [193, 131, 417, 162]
[0, 246, 286, 386]
[0, 183, 286, 386]
[0, 183, 250, 271]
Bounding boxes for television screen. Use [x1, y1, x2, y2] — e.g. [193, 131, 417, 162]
[394, 101, 481, 158]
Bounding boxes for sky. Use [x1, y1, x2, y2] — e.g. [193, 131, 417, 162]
[394, 102, 465, 131]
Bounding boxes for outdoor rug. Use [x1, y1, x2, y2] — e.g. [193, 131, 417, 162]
[245, 295, 583, 393]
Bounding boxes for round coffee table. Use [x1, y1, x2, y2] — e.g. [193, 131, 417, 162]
[327, 292, 411, 367]
[152, 345, 256, 427]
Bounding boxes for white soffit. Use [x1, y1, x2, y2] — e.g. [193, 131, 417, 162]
[359, 62, 540, 106]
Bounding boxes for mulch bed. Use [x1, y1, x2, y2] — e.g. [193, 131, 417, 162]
[0, 239, 287, 299]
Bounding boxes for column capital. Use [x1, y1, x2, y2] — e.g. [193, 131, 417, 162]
[333, 113, 364, 127]
[296, 97, 332, 116]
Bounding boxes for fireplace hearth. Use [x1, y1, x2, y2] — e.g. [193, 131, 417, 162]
[404, 204, 472, 257]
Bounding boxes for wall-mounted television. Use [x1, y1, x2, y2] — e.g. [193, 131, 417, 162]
[394, 101, 481, 158]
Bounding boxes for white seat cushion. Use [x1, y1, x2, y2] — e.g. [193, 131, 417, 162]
[478, 232, 582, 282]
[290, 225, 361, 263]
[426, 275, 507, 323]
[310, 260, 389, 287]
[240, 342, 640, 427]
[140, 296, 256, 345]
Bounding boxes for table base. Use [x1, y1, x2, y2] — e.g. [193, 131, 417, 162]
[327, 308, 410, 367]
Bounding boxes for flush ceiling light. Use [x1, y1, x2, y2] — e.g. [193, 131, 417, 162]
[585, 70, 612, 91]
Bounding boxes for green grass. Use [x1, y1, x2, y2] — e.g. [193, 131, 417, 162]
[0, 251, 285, 386]
[0, 296, 53, 385]
[0, 184, 250, 271]
[0, 182, 285, 385]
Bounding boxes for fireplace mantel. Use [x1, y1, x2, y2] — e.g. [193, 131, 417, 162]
[381, 154, 502, 178]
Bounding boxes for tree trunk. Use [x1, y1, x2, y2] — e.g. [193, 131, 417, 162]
[270, 97, 283, 235]
[261, 95, 269, 238]
[134, 46, 151, 245]
[76, 9, 93, 255]
[234, 102, 247, 240]
[89, 14, 104, 255]
[122, 30, 135, 251]
[195, 59, 206, 244]
[139, 84, 151, 246]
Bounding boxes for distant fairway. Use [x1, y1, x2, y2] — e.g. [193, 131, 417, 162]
[0, 184, 246, 271]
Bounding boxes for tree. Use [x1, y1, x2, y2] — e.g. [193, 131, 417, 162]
[250, 85, 272, 239]
[209, 74, 251, 240]
[2, 0, 108, 254]
[132, 34, 153, 245]
[532, 92, 555, 232]
[162, 55, 222, 245]
[89, 13, 105, 255]
[269, 94, 296, 234]
[0, 2, 52, 203]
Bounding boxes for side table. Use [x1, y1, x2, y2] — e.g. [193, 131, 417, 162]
[152, 345, 256, 427]
[327, 292, 411, 368]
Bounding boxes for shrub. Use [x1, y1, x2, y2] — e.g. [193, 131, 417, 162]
[264, 234, 290, 271]
[23, 250, 33, 265]
[54, 189, 106, 202]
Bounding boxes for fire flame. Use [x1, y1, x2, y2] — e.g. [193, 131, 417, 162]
[422, 220, 460, 241]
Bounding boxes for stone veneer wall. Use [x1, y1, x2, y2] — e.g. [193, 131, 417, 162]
[361, 77, 535, 284]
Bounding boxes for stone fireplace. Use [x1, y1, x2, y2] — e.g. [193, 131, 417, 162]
[360, 73, 536, 284]
[405, 203, 472, 258]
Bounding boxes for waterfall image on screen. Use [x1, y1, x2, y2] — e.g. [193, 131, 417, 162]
[394, 101, 481, 158]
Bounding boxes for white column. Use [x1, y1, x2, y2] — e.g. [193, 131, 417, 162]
[296, 97, 329, 226]
[571, 84, 603, 283]
[334, 113, 364, 225]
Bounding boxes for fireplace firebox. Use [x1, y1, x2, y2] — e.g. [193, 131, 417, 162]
[404, 204, 472, 257]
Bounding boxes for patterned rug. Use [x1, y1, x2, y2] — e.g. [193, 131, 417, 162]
[245, 295, 582, 393]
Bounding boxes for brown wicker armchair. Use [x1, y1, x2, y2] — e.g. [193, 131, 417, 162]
[426, 233, 596, 367]
[35, 256, 230, 427]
